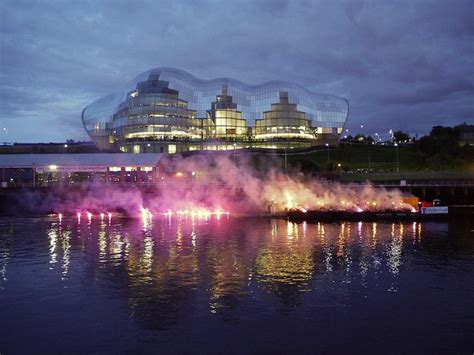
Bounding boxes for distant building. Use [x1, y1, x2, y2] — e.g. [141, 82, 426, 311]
[0, 153, 162, 187]
[82, 68, 349, 153]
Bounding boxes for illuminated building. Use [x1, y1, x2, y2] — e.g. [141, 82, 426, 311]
[81, 68, 349, 153]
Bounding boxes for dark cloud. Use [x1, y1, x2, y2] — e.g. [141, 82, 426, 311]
[0, 0, 473, 142]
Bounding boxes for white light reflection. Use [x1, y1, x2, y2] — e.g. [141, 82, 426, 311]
[110, 232, 124, 263]
[0, 227, 12, 283]
[48, 227, 58, 268]
[387, 223, 403, 284]
[141, 236, 154, 275]
[371, 223, 378, 249]
[98, 229, 107, 262]
[191, 217, 197, 248]
[61, 229, 71, 280]
[271, 220, 278, 238]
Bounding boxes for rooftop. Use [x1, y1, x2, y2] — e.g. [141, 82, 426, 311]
[0, 153, 163, 168]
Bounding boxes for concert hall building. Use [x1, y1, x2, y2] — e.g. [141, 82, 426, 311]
[82, 68, 349, 153]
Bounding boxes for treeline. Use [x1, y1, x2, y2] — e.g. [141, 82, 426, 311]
[414, 125, 473, 170]
[288, 124, 473, 173]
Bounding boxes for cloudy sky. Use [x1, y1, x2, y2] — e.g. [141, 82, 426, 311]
[1, 0, 473, 142]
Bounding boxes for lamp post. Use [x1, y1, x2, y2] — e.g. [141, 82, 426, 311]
[325, 143, 329, 162]
[284, 147, 288, 171]
[368, 145, 371, 170]
[394, 143, 399, 173]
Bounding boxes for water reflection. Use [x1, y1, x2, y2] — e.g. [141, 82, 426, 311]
[46, 222, 71, 280]
[0, 222, 13, 285]
[2, 216, 473, 332]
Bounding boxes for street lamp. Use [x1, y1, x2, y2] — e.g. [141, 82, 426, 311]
[325, 143, 329, 162]
[394, 143, 399, 173]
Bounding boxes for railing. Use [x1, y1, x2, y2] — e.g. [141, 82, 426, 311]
[372, 181, 474, 187]
[2, 179, 474, 190]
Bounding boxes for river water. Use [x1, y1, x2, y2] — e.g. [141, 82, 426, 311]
[0, 216, 473, 354]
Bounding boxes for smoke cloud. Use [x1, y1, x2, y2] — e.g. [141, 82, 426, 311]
[9, 152, 413, 216]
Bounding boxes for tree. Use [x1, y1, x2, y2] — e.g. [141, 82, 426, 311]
[430, 126, 455, 140]
[353, 134, 366, 143]
[393, 131, 410, 143]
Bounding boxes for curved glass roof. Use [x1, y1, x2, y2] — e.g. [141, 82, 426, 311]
[82, 67, 349, 132]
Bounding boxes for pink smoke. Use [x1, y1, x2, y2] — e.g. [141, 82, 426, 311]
[14, 152, 415, 216]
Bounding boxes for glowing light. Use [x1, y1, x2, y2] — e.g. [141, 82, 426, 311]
[49, 165, 58, 171]
[175, 172, 184, 177]
[87, 212, 92, 223]
[100, 213, 105, 220]
[172, 208, 229, 219]
[77, 212, 81, 222]
[142, 207, 152, 217]
[141, 207, 153, 227]
[285, 192, 295, 210]
[58, 213, 63, 222]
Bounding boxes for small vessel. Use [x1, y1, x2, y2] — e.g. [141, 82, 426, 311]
[419, 199, 449, 215]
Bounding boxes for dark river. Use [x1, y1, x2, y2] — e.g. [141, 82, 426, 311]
[0, 216, 473, 354]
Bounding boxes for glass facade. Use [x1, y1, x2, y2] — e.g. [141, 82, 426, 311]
[82, 68, 349, 152]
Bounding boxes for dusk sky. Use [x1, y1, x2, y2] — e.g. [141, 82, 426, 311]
[1, 0, 473, 143]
